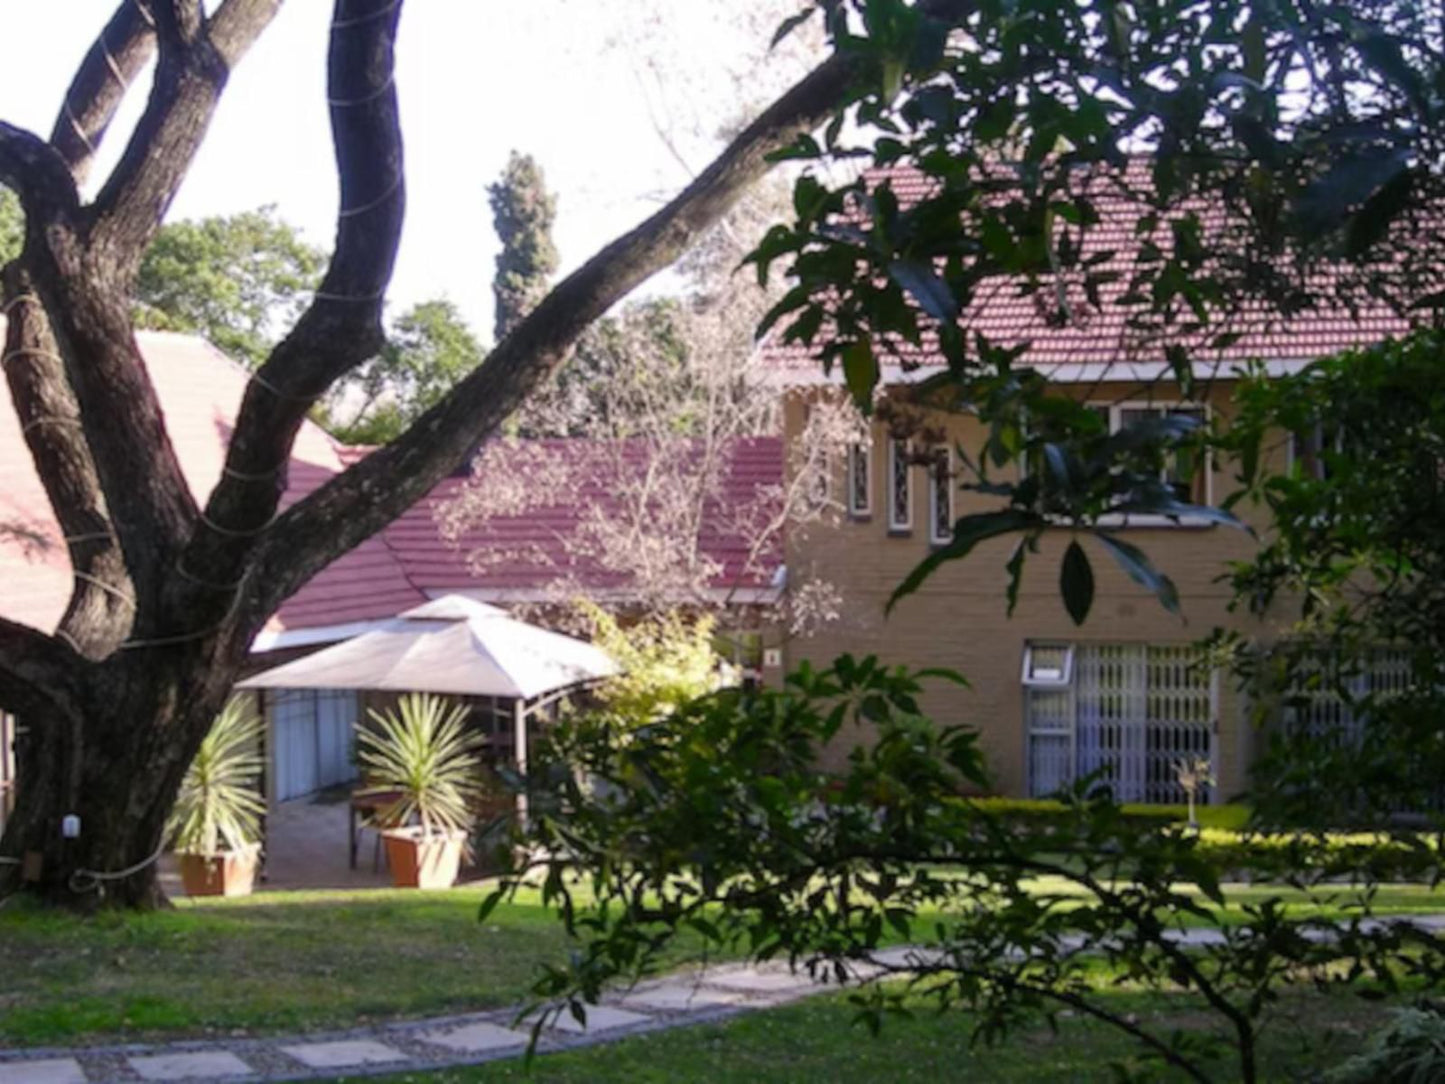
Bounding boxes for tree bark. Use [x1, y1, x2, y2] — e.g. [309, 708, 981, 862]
[0, 0, 870, 910]
[2, 650, 235, 909]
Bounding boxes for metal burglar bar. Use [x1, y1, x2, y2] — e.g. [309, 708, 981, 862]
[1027, 644, 1216, 803]
[1286, 648, 1411, 744]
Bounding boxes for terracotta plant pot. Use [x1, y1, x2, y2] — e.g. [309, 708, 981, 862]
[178, 841, 261, 898]
[382, 826, 466, 889]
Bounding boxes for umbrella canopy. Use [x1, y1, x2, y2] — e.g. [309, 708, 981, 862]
[239, 595, 617, 700]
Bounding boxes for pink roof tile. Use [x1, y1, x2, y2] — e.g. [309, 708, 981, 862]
[0, 323, 425, 636]
[766, 164, 1413, 376]
[1, 329, 783, 640]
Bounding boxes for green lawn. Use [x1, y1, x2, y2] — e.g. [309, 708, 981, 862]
[0, 880, 1438, 1051]
[347, 986, 1391, 1083]
[0, 886, 570, 1046]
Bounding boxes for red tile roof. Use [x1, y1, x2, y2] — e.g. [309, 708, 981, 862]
[766, 164, 1413, 377]
[0, 324, 428, 636]
[0, 328, 782, 641]
[381, 437, 784, 600]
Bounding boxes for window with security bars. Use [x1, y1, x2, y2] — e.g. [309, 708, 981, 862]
[887, 438, 912, 531]
[847, 442, 872, 517]
[928, 445, 953, 544]
[1283, 648, 1411, 747]
[1025, 642, 1216, 804]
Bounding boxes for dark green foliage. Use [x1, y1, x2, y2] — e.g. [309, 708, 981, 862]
[488, 151, 559, 344]
[326, 299, 483, 443]
[487, 657, 1445, 1083]
[135, 206, 325, 368]
[752, 0, 1439, 622]
[1216, 331, 1445, 827]
[1326, 1004, 1445, 1084]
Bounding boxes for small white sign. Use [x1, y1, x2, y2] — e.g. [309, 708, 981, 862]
[763, 648, 782, 668]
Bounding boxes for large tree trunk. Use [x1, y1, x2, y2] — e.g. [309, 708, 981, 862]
[0, 655, 236, 910]
[0, 0, 863, 910]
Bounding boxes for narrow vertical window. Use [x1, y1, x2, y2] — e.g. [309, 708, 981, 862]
[847, 440, 872, 518]
[928, 444, 953, 544]
[887, 438, 912, 532]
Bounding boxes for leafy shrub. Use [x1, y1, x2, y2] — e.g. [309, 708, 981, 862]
[1327, 1004, 1445, 1083]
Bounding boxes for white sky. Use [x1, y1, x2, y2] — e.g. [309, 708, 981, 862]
[1, 2, 813, 341]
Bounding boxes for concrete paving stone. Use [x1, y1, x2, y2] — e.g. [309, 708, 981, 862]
[418, 1021, 529, 1054]
[616, 983, 752, 1012]
[279, 1039, 408, 1070]
[127, 1051, 253, 1081]
[0, 1060, 88, 1084]
[702, 968, 821, 994]
[537, 1004, 652, 1035]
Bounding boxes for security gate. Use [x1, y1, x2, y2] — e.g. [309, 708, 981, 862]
[1026, 643, 1216, 804]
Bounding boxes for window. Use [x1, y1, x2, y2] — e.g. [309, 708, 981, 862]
[887, 438, 912, 532]
[847, 441, 872, 517]
[1113, 404, 1208, 503]
[1288, 421, 1343, 481]
[1024, 642, 1216, 804]
[1022, 643, 1074, 687]
[928, 445, 953, 544]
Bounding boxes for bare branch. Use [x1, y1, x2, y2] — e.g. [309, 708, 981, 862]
[0, 616, 82, 720]
[0, 125, 81, 229]
[1, 272, 130, 658]
[48, 2, 158, 185]
[188, 0, 405, 586]
[89, 0, 278, 262]
[250, 47, 864, 622]
[208, 0, 284, 68]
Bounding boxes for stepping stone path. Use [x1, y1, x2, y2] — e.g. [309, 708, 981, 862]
[5, 917, 1441, 1083]
[0, 957, 866, 1084]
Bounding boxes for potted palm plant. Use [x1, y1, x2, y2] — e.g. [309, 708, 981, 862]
[169, 697, 266, 897]
[357, 693, 485, 889]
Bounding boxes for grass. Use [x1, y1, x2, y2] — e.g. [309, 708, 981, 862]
[345, 985, 1396, 1083]
[0, 880, 1439, 1051]
[0, 886, 571, 1047]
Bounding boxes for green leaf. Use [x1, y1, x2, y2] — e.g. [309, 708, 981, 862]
[1095, 533, 1181, 617]
[1060, 540, 1095, 626]
[1005, 538, 1027, 616]
[771, 7, 815, 49]
[890, 509, 1036, 611]
[478, 887, 506, 924]
[888, 259, 957, 323]
[841, 340, 879, 411]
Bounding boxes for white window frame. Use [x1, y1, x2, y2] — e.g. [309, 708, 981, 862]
[928, 444, 954, 545]
[887, 438, 913, 532]
[1089, 400, 1213, 527]
[847, 440, 872, 518]
[1022, 642, 1075, 687]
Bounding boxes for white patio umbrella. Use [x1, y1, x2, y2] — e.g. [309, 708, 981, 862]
[239, 595, 617, 781]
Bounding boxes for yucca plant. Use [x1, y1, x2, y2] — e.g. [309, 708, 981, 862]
[168, 698, 267, 856]
[357, 693, 486, 838]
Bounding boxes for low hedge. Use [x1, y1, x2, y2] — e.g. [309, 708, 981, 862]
[970, 796, 1252, 831]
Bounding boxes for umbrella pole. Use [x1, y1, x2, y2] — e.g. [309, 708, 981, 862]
[513, 697, 528, 830]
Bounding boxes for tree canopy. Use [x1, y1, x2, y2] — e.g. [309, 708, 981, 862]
[489, 150, 559, 344]
[324, 298, 483, 444]
[134, 206, 325, 368]
[0, 0, 859, 908]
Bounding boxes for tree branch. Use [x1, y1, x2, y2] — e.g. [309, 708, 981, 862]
[89, 0, 277, 263]
[249, 47, 865, 623]
[0, 125, 81, 229]
[48, 2, 158, 185]
[187, 0, 405, 598]
[1, 271, 131, 658]
[0, 616, 82, 720]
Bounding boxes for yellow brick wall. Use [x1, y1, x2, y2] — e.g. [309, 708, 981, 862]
[782, 381, 1289, 800]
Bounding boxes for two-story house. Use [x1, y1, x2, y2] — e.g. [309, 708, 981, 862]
[768, 165, 1411, 805]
